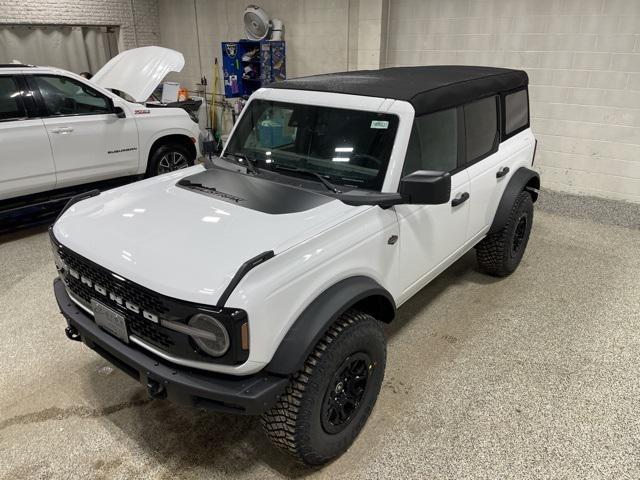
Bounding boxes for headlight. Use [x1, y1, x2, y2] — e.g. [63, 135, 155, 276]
[188, 313, 230, 357]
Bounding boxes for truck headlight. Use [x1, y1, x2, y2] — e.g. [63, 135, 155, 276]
[188, 313, 230, 357]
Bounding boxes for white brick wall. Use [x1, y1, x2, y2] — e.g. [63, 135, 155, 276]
[0, 0, 160, 51]
[355, 0, 389, 70]
[385, 0, 640, 203]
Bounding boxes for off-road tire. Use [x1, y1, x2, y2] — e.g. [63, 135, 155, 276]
[261, 310, 386, 466]
[146, 143, 194, 177]
[476, 190, 534, 277]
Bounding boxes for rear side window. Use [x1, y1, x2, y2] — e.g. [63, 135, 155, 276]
[33, 75, 111, 116]
[504, 89, 529, 136]
[0, 76, 26, 121]
[464, 96, 498, 163]
[402, 107, 458, 176]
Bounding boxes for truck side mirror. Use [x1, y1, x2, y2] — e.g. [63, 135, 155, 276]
[107, 97, 126, 118]
[399, 170, 451, 205]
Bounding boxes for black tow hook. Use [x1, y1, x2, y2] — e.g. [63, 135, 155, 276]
[65, 326, 81, 342]
[147, 379, 167, 400]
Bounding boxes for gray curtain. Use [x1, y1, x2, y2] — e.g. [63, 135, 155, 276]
[0, 25, 118, 74]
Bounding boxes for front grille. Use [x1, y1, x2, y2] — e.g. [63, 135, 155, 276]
[59, 248, 170, 316]
[51, 231, 249, 366]
[128, 316, 174, 348]
[59, 248, 175, 349]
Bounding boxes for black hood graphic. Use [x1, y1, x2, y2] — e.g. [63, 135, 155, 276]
[176, 167, 333, 215]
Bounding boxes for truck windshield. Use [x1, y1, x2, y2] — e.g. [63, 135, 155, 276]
[223, 100, 399, 191]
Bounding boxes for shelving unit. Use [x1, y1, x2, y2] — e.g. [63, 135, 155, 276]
[221, 40, 286, 98]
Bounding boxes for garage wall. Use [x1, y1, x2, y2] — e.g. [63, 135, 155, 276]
[385, 0, 640, 203]
[157, 0, 353, 91]
[0, 0, 160, 52]
[348, 0, 390, 71]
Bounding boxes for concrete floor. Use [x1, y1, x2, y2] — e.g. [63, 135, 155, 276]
[1, 191, 639, 480]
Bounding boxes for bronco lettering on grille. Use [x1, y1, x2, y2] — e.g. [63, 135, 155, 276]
[66, 268, 159, 323]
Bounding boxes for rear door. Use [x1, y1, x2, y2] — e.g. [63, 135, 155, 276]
[28, 74, 139, 188]
[463, 95, 503, 239]
[0, 74, 55, 201]
[465, 91, 532, 239]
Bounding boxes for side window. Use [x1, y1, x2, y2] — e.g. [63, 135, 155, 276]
[33, 75, 111, 116]
[464, 96, 498, 163]
[0, 76, 27, 121]
[402, 107, 458, 176]
[504, 89, 529, 136]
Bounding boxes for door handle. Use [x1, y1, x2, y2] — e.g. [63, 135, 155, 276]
[51, 127, 74, 134]
[451, 192, 469, 207]
[496, 166, 510, 178]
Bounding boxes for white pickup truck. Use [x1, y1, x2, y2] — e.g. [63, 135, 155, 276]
[0, 47, 200, 224]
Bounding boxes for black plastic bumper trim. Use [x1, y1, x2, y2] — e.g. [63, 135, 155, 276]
[54, 278, 287, 415]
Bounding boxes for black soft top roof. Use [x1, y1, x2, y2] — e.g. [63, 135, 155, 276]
[268, 66, 528, 115]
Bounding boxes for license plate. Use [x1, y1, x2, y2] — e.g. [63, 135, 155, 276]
[91, 299, 129, 343]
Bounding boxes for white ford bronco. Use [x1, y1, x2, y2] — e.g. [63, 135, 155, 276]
[51, 66, 539, 465]
[0, 47, 200, 228]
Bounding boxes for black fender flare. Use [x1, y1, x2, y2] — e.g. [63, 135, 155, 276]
[489, 167, 540, 234]
[55, 189, 100, 223]
[265, 276, 396, 376]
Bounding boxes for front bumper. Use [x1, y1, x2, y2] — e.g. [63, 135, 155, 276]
[54, 278, 287, 415]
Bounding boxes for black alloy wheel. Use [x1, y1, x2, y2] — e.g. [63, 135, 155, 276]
[511, 214, 529, 256]
[321, 352, 372, 434]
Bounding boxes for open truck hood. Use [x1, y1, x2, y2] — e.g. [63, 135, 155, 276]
[92, 46, 184, 102]
[52, 165, 365, 306]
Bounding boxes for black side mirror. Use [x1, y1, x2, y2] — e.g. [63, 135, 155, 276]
[399, 170, 451, 205]
[113, 106, 126, 119]
[338, 190, 404, 208]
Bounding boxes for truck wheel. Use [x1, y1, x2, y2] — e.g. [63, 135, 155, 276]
[261, 310, 386, 465]
[147, 143, 193, 177]
[476, 190, 534, 277]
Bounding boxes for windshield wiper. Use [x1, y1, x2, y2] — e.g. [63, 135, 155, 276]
[273, 164, 341, 193]
[225, 152, 260, 175]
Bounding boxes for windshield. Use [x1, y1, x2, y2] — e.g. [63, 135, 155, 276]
[223, 100, 399, 191]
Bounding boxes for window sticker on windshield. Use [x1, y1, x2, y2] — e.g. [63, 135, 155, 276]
[370, 120, 389, 129]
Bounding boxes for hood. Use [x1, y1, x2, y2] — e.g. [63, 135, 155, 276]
[52, 166, 365, 306]
[92, 46, 184, 102]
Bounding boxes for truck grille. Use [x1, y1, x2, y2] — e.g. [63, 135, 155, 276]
[59, 248, 176, 349]
[59, 248, 170, 316]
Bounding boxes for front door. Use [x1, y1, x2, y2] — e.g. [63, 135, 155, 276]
[0, 75, 55, 201]
[29, 74, 139, 188]
[395, 107, 471, 302]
